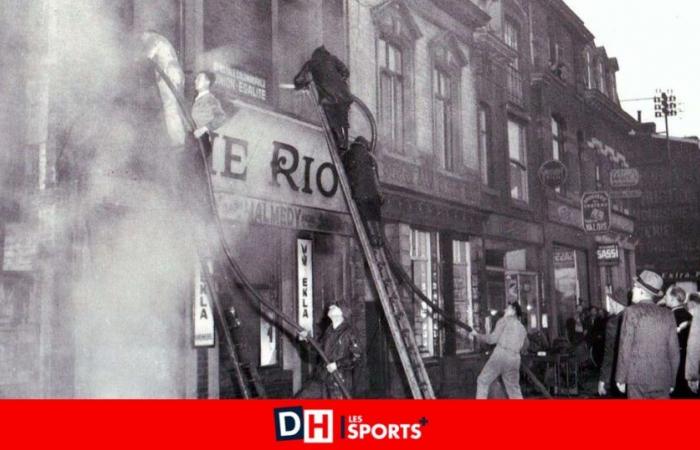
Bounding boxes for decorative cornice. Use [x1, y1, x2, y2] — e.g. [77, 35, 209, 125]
[372, 0, 423, 41]
[430, 0, 491, 29]
[545, 0, 595, 42]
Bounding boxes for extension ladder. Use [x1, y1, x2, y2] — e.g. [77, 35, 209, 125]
[304, 82, 435, 399]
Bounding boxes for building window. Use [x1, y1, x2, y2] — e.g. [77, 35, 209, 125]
[452, 240, 475, 353]
[584, 50, 594, 89]
[433, 68, 454, 171]
[504, 19, 522, 104]
[508, 120, 528, 202]
[597, 60, 607, 95]
[551, 116, 566, 194]
[484, 242, 543, 333]
[478, 104, 493, 186]
[410, 229, 442, 358]
[378, 38, 405, 152]
[203, 0, 273, 80]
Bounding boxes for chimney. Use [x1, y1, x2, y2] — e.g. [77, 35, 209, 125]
[637, 110, 642, 122]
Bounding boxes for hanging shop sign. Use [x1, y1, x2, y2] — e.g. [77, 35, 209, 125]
[596, 244, 620, 266]
[297, 238, 314, 336]
[609, 168, 640, 189]
[538, 160, 568, 189]
[211, 61, 267, 102]
[610, 190, 642, 199]
[581, 191, 611, 233]
[193, 262, 215, 348]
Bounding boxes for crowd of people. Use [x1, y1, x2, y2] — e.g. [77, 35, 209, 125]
[594, 270, 700, 399]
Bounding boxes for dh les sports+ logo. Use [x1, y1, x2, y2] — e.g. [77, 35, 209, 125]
[273, 406, 427, 444]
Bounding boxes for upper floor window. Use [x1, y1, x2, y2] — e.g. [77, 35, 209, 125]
[551, 116, 566, 194]
[504, 19, 523, 104]
[584, 50, 594, 89]
[597, 61, 607, 95]
[478, 104, 493, 186]
[504, 19, 520, 55]
[378, 38, 405, 152]
[433, 68, 454, 170]
[373, 2, 421, 154]
[508, 119, 529, 203]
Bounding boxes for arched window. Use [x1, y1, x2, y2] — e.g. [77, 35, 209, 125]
[373, 1, 421, 154]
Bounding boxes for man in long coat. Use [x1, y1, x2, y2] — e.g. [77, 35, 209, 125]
[616, 270, 680, 399]
[341, 136, 384, 247]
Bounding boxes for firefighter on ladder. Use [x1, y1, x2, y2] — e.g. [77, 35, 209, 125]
[342, 136, 385, 247]
[294, 45, 353, 151]
[294, 47, 385, 247]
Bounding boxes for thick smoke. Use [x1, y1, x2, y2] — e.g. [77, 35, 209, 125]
[2, 1, 201, 397]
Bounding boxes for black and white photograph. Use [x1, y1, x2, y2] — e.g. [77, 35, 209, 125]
[1, 0, 699, 400]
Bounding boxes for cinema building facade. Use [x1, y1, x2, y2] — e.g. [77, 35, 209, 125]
[1, 0, 638, 399]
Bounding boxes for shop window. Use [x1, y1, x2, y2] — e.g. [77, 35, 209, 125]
[478, 104, 493, 186]
[259, 290, 279, 367]
[508, 119, 528, 203]
[410, 229, 442, 358]
[484, 242, 542, 333]
[378, 38, 405, 153]
[452, 240, 475, 353]
[553, 246, 590, 339]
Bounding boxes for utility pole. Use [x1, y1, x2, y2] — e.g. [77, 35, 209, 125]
[654, 89, 678, 164]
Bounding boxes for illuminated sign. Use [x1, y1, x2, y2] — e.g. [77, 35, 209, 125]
[297, 238, 314, 335]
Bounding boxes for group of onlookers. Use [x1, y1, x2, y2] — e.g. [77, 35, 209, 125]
[597, 270, 700, 399]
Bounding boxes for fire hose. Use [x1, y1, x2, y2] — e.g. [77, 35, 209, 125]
[149, 62, 351, 399]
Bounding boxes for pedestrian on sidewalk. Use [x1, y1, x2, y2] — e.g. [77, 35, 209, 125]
[598, 290, 631, 397]
[471, 302, 529, 399]
[664, 285, 693, 397]
[684, 293, 700, 396]
[615, 270, 680, 399]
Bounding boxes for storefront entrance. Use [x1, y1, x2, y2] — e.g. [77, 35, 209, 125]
[553, 246, 590, 335]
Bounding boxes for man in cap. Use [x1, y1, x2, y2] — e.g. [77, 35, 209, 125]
[298, 303, 361, 399]
[615, 270, 680, 399]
